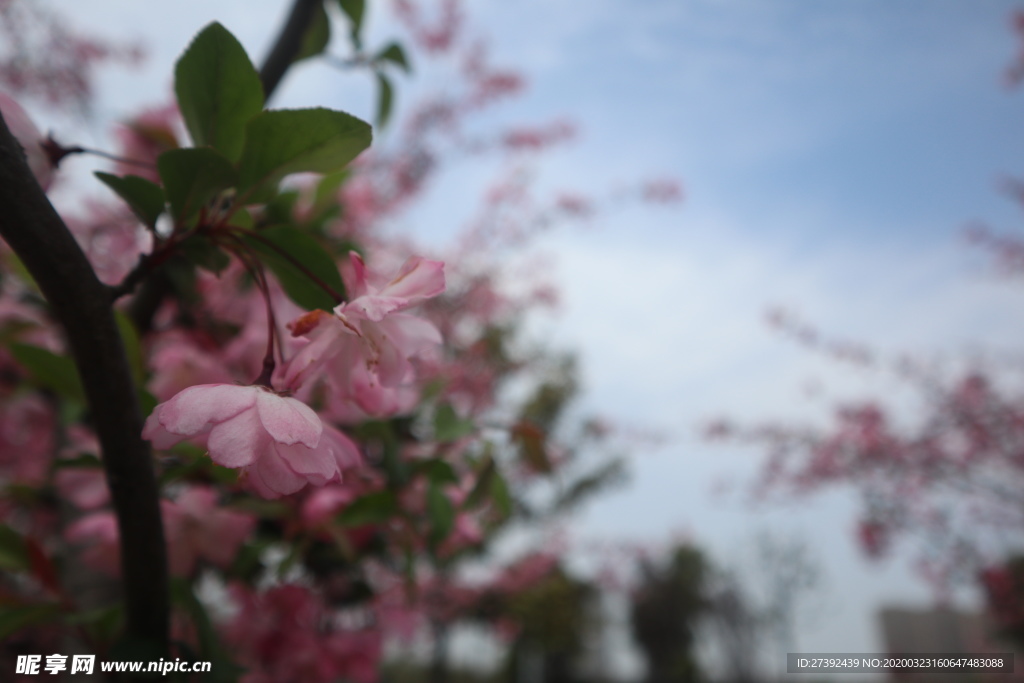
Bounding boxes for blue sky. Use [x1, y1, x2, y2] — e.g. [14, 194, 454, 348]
[42, 0, 1024, 676]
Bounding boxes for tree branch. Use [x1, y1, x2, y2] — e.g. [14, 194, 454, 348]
[0, 116, 168, 654]
[259, 0, 322, 100]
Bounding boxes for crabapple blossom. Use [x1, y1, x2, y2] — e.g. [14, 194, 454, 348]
[162, 486, 255, 576]
[0, 91, 53, 189]
[65, 511, 120, 575]
[142, 383, 360, 498]
[66, 488, 255, 577]
[281, 252, 445, 416]
[225, 583, 383, 683]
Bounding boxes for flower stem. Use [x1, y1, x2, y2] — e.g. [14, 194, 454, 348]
[234, 227, 346, 304]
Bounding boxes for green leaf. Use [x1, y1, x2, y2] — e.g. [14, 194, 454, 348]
[463, 451, 495, 509]
[491, 466, 512, 518]
[295, 1, 331, 62]
[427, 481, 454, 545]
[157, 147, 237, 224]
[175, 22, 264, 161]
[179, 234, 231, 275]
[65, 605, 123, 645]
[0, 604, 62, 640]
[263, 189, 300, 224]
[242, 225, 346, 310]
[553, 459, 627, 512]
[375, 71, 394, 130]
[375, 42, 411, 73]
[434, 402, 474, 443]
[139, 389, 158, 419]
[162, 255, 200, 305]
[236, 108, 371, 199]
[413, 458, 459, 486]
[0, 524, 28, 571]
[228, 206, 254, 229]
[313, 169, 350, 211]
[10, 343, 84, 403]
[114, 310, 145, 388]
[337, 0, 366, 47]
[94, 173, 165, 229]
[336, 491, 396, 527]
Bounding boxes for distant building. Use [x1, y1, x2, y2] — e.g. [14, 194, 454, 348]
[877, 606, 1023, 682]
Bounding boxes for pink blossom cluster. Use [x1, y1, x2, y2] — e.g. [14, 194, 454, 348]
[67, 486, 254, 577]
[142, 251, 444, 498]
[225, 584, 380, 683]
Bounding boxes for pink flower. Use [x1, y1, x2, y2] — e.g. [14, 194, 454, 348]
[0, 394, 54, 485]
[281, 253, 445, 416]
[142, 384, 359, 498]
[224, 584, 381, 683]
[164, 486, 255, 575]
[0, 91, 53, 190]
[301, 485, 358, 527]
[65, 512, 120, 575]
[55, 467, 109, 510]
[66, 487, 255, 577]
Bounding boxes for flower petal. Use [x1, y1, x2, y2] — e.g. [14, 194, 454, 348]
[274, 440, 339, 482]
[255, 390, 322, 447]
[281, 314, 351, 391]
[323, 425, 362, 471]
[380, 256, 446, 302]
[155, 384, 257, 436]
[143, 411, 187, 450]
[248, 450, 307, 498]
[206, 406, 266, 468]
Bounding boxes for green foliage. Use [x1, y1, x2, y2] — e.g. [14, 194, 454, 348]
[0, 523, 28, 571]
[463, 451, 496, 509]
[313, 170, 350, 213]
[520, 357, 578, 433]
[427, 480, 455, 546]
[10, 343, 85, 403]
[631, 544, 710, 683]
[178, 234, 232, 276]
[175, 22, 264, 161]
[236, 108, 372, 200]
[375, 42, 411, 73]
[64, 604, 124, 646]
[375, 71, 394, 129]
[114, 310, 146, 387]
[94, 173, 166, 229]
[489, 465, 513, 519]
[337, 0, 366, 48]
[434, 402, 474, 442]
[157, 147, 237, 224]
[552, 458, 626, 513]
[0, 604, 62, 640]
[241, 225, 347, 310]
[503, 566, 597, 683]
[337, 491, 398, 526]
[294, 1, 331, 63]
[413, 458, 459, 486]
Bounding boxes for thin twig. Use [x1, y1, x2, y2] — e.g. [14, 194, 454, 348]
[235, 227, 346, 304]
